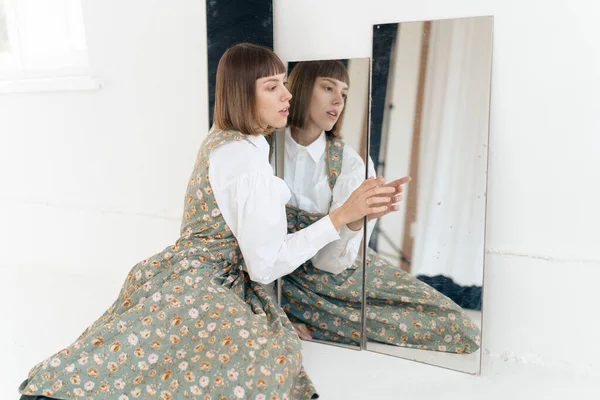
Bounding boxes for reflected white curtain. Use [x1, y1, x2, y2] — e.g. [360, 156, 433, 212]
[410, 17, 492, 286]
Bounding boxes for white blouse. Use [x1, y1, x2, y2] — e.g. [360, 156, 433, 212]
[283, 127, 377, 274]
[209, 133, 341, 286]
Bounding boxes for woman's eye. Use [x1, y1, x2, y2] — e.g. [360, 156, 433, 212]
[270, 86, 277, 91]
[342, 94, 347, 99]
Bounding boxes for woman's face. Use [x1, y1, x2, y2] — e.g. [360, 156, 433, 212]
[308, 77, 348, 132]
[255, 73, 292, 130]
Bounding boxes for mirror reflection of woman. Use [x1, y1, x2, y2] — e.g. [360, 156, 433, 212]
[279, 60, 481, 354]
[18, 45, 396, 400]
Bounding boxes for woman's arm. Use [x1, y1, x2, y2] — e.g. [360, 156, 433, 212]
[210, 138, 393, 282]
[310, 148, 378, 274]
[209, 138, 342, 284]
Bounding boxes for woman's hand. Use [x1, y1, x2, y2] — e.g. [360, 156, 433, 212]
[346, 176, 412, 231]
[329, 176, 396, 231]
[292, 322, 313, 340]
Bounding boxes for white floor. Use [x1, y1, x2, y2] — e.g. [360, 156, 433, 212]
[300, 340, 600, 400]
[4, 267, 599, 399]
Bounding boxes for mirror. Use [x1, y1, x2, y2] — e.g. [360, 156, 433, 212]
[274, 58, 371, 349]
[365, 16, 493, 374]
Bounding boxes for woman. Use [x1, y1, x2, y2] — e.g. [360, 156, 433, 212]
[18, 45, 397, 400]
[279, 60, 481, 354]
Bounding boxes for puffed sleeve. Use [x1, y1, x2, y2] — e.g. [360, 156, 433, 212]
[210, 138, 341, 284]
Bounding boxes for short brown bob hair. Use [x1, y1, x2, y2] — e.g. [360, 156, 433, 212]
[213, 43, 286, 135]
[287, 60, 350, 137]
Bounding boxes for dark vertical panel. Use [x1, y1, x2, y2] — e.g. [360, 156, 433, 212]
[369, 24, 397, 175]
[369, 23, 397, 250]
[206, 0, 273, 127]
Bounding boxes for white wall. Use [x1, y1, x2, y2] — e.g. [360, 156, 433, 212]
[0, 0, 208, 277]
[2, 0, 599, 399]
[0, 0, 208, 397]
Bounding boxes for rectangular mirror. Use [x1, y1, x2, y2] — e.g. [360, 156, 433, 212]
[365, 16, 493, 374]
[274, 57, 371, 350]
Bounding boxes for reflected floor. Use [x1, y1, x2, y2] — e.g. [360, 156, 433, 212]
[366, 309, 482, 374]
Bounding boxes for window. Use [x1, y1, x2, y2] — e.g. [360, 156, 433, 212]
[0, 0, 99, 93]
[0, 2, 9, 53]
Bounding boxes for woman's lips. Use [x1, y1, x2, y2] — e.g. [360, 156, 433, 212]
[326, 111, 338, 120]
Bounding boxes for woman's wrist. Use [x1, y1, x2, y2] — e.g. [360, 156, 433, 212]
[329, 207, 347, 231]
[346, 220, 364, 231]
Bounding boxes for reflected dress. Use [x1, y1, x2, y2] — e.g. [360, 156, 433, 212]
[278, 129, 481, 353]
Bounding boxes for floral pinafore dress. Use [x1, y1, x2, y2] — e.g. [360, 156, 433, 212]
[19, 128, 319, 400]
[280, 135, 481, 354]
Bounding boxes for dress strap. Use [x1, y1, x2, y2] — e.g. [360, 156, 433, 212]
[265, 132, 275, 161]
[326, 134, 345, 192]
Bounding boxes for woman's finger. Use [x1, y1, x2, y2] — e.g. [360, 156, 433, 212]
[367, 204, 400, 222]
[386, 177, 410, 194]
[368, 196, 391, 206]
[388, 176, 411, 187]
[359, 176, 385, 192]
[368, 205, 388, 214]
[364, 186, 396, 199]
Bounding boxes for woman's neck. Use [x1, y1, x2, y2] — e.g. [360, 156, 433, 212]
[290, 123, 322, 147]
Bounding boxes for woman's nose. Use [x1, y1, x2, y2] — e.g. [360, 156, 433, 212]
[282, 87, 292, 101]
[333, 93, 343, 104]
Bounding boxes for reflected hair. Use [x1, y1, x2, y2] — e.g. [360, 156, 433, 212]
[213, 43, 286, 135]
[287, 60, 350, 137]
